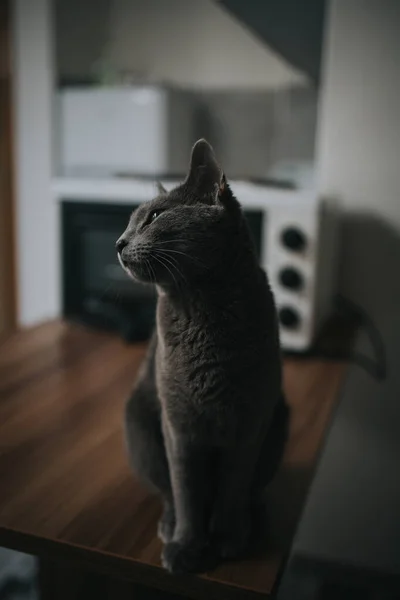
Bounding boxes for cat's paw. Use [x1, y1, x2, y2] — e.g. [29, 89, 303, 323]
[157, 505, 175, 544]
[161, 540, 218, 574]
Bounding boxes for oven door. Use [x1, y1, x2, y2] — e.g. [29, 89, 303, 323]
[62, 201, 156, 342]
[62, 200, 264, 342]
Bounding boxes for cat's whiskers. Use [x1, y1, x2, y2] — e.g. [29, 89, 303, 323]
[157, 252, 188, 286]
[148, 259, 157, 284]
[99, 281, 122, 305]
[152, 239, 188, 245]
[143, 257, 154, 284]
[155, 248, 195, 269]
[150, 252, 180, 289]
[154, 247, 208, 270]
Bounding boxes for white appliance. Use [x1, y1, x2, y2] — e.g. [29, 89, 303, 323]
[58, 86, 196, 177]
[209, 183, 339, 352]
[54, 177, 339, 352]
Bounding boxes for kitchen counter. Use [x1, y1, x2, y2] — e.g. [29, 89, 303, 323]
[52, 176, 317, 208]
[0, 321, 346, 599]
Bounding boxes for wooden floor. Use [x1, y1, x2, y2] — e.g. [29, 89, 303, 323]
[0, 321, 346, 599]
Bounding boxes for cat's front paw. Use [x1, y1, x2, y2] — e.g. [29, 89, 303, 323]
[157, 504, 175, 544]
[161, 539, 218, 574]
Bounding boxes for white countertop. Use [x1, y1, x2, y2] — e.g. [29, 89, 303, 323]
[52, 176, 318, 208]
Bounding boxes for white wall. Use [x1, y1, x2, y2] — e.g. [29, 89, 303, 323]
[317, 0, 400, 317]
[12, 0, 59, 326]
[56, 0, 306, 89]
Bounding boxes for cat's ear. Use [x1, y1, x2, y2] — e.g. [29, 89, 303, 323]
[218, 172, 227, 196]
[186, 139, 223, 195]
[156, 181, 167, 195]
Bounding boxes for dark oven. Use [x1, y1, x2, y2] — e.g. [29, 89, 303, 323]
[62, 200, 263, 342]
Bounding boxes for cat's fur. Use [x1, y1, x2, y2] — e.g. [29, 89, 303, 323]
[117, 139, 289, 574]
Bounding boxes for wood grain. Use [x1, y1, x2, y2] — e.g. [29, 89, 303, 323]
[0, 321, 347, 599]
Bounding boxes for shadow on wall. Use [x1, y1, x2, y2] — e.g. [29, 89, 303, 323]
[339, 212, 400, 324]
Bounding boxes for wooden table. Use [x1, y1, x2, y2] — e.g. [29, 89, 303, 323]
[0, 321, 346, 599]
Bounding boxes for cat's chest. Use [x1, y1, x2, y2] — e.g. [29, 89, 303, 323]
[158, 317, 224, 384]
[158, 315, 257, 410]
[156, 332, 238, 442]
[156, 324, 278, 448]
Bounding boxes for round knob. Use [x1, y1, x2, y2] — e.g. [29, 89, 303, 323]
[279, 306, 301, 329]
[281, 227, 307, 252]
[279, 267, 304, 291]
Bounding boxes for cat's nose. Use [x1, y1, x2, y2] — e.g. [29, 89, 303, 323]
[116, 237, 128, 254]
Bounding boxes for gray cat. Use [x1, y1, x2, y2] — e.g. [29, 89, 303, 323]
[116, 139, 289, 574]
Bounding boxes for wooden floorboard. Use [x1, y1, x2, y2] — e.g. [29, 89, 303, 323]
[0, 321, 347, 598]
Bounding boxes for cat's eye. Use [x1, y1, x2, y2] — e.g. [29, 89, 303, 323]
[142, 209, 165, 230]
[146, 210, 164, 225]
[150, 210, 162, 222]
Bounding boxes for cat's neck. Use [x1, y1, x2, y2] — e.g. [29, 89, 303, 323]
[156, 259, 265, 321]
